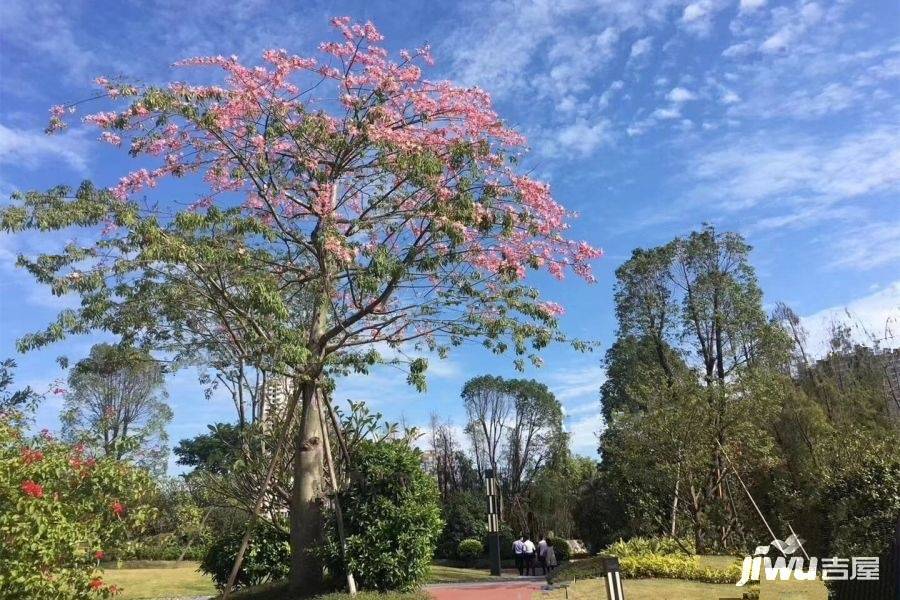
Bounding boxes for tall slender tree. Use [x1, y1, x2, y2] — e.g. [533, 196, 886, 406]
[62, 343, 172, 474]
[603, 226, 789, 551]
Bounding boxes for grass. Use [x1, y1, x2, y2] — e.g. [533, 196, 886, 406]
[101, 559, 827, 600]
[425, 564, 494, 583]
[538, 577, 743, 600]
[697, 555, 743, 570]
[539, 573, 828, 600]
[101, 562, 489, 599]
[756, 577, 828, 600]
[102, 561, 216, 599]
[224, 582, 429, 600]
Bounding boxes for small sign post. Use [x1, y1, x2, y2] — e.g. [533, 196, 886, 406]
[604, 557, 626, 600]
[484, 469, 501, 576]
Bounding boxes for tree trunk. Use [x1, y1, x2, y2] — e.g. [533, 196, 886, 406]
[290, 380, 325, 593]
[670, 463, 680, 537]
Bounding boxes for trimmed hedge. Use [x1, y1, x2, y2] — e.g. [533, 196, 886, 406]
[604, 536, 695, 557]
[457, 539, 483, 566]
[620, 554, 741, 583]
[547, 553, 741, 585]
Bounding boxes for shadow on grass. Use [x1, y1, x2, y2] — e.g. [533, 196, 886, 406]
[219, 582, 429, 600]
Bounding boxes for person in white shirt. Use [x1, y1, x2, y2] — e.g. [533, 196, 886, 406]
[537, 535, 548, 574]
[513, 535, 525, 575]
[523, 536, 537, 575]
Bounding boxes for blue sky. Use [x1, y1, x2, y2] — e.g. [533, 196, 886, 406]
[1, 0, 898, 464]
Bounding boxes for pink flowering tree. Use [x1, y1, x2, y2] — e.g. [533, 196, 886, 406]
[3, 17, 601, 591]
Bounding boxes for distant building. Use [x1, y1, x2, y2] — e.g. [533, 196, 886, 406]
[812, 347, 900, 421]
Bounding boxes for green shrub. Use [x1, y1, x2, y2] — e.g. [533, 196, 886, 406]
[199, 523, 290, 590]
[547, 553, 740, 585]
[603, 536, 695, 557]
[457, 539, 483, 566]
[823, 445, 900, 558]
[620, 554, 740, 583]
[496, 526, 517, 560]
[547, 537, 571, 563]
[105, 532, 206, 561]
[0, 412, 158, 599]
[435, 491, 486, 559]
[319, 440, 443, 591]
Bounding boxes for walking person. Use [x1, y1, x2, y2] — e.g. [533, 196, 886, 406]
[523, 535, 537, 576]
[544, 539, 558, 575]
[513, 534, 525, 576]
[537, 534, 548, 575]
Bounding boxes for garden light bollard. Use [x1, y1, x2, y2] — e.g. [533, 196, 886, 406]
[604, 557, 626, 600]
[484, 468, 502, 576]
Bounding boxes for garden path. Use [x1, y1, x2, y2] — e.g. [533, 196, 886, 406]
[427, 578, 545, 600]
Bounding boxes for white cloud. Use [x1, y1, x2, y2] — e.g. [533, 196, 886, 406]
[722, 41, 754, 58]
[801, 281, 900, 356]
[550, 119, 610, 156]
[629, 36, 654, 62]
[739, 0, 767, 12]
[651, 106, 681, 120]
[546, 363, 605, 404]
[0, 1, 96, 81]
[721, 89, 741, 104]
[0, 124, 90, 174]
[758, 2, 825, 54]
[567, 413, 602, 456]
[688, 125, 900, 211]
[829, 220, 900, 271]
[680, 0, 723, 36]
[667, 86, 698, 102]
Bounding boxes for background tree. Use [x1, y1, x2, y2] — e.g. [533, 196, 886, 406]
[62, 343, 172, 474]
[588, 226, 900, 559]
[599, 226, 790, 552]
[462, 375, 511, 482]
[504, 378, 564, 527]
[461, 374, 565, 533]
[174, 423, 243, 476]
[4, 18, 600, 591]
[426, 414, 484, 558]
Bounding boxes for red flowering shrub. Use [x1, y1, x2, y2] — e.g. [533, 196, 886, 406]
[20, 479, 44, 498]
[0, 411, 157, 598]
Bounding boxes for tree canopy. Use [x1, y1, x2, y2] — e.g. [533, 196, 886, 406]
[1, 19, 601, 591]
[62, 343, 172, 474]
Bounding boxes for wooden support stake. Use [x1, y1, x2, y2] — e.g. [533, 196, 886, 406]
[222, 383, 302, 599]
[316, 389, 357, 595]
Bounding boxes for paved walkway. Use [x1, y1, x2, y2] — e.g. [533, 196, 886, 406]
[426, 578, 546, 600]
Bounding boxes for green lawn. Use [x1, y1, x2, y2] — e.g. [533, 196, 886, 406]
[102, 562, 489, 599]
[103, 561, 216, 599]
[426, 565, 494, 584]
[102, 560, 828, 600]
[539, 578, 743, 600]
[697, 554, 742, 570]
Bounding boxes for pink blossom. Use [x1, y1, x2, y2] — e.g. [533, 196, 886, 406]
[538, 301, 566, 317]
[41, 16, 603, 352]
